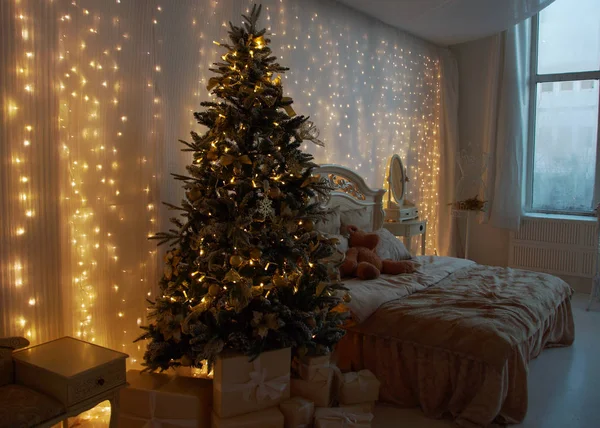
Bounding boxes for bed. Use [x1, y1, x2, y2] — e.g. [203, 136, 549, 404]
[315, 164, 575, 428]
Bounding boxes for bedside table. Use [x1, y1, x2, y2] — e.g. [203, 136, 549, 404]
[13, 336, 128, 428]
[383, 219, 427, 256]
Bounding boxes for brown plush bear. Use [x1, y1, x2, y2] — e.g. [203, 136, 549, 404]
[339, 225, 417, 280]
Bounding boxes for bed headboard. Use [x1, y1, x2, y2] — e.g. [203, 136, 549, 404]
[314, 164, 386, 231]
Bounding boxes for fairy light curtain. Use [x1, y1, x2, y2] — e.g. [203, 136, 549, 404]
[0, 0, 442, 364]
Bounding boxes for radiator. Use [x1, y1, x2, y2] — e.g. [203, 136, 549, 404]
[509, 217, 598, 278]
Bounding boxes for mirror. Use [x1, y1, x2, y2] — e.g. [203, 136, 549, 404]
[388, 154, 405, 206]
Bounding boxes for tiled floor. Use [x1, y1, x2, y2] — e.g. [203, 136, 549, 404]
[373, 293, 600, 428]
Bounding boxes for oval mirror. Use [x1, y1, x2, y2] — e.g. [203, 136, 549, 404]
[388, 154, 405, 205]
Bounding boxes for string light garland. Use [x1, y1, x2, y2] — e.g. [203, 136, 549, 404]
[2, 0, 441, 385]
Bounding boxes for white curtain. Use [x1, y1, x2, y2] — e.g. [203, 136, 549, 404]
[486, 21, 531, 230]
[437, 49, 460, 256]
[451, 20, 531, 236]
[1, 0, 443, 364]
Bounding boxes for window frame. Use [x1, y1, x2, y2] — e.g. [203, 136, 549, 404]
[526, 14, 600, 216]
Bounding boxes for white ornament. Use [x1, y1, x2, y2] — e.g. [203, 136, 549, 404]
[257, 197, 274, 218]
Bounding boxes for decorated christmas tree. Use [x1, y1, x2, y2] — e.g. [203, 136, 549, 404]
[137, 5, 347, 372]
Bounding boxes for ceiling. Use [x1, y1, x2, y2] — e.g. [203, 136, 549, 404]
[334, 0, 555, 46]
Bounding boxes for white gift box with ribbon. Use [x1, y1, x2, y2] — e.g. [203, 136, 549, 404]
[290, 368, 333, 408]
[297, 354, 332, 382]
[314, 407, 373, 428]
[211, 406, 285, 428]
[279, 396, 314, 428]
[338, 370, 380, 405]
[119, 369, 213, 428]
[213, 348, 291, 418]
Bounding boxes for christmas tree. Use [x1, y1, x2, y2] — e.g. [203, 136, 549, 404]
[137, 4, 347, 372]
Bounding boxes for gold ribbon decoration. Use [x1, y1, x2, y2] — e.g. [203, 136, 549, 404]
[220, 154, 252, 166]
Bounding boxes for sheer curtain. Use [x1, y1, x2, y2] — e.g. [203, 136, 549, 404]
[1, 0, 443, 364]
[486, 21, 530, 230]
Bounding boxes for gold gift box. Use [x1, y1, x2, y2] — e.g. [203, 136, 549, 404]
[119, 369, 212, 428]
[279, 396, 315, 428]
[338, 370, 380, 405]
[213, 348, 291, 418]
[211, 406, 284, 428]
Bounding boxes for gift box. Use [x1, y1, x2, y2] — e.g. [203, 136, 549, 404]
[119, 369, 212, 428]
[211, 406, 284, 428]
[290, 369, 333, 407]
[213, 348, 291, 418]
[314, 407, 373, 428]
[279, 397, 314, 428]
[339, 402, 375, 414]
[297, 354, 332, 382]
[338, 370, 380, 405]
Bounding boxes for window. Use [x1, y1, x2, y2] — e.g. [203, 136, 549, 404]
[527, 0, 600, 215]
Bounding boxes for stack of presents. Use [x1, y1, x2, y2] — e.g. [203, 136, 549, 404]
[119, 347, 380, 428]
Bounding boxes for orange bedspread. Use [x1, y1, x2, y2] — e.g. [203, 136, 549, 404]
[336, 259, 575, 427]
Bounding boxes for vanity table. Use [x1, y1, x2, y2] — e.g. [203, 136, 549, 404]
[383, 154, 427, 256]
[384, 219, 427, 256]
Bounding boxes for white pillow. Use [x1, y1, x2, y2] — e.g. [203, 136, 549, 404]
[340, 207, 372, 232]
[375, 228, 411, 261]
[315, 210, 341, 235]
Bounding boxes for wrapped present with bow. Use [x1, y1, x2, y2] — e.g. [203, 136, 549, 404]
[296, 354, 333, 382]
[339, 402, 375, 414]
[211, 406, 284, 428]
[213, 348, 291, 418]
[119, 369, 213, 428]
[314, 407, 373, 428]
[338, 370, 380, 405]
[279, 396, 314, 428]
[290, 368, 333, 407]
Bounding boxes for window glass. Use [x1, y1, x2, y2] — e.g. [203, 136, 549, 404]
[537, 0, 600, 74]
[532, 82, 598, 212]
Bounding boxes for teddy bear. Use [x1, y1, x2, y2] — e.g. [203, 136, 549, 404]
[339, 225, 417, 280]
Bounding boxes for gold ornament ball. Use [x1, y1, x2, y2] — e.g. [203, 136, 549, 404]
[272, 274, 289, 287]
[208, 284, 221, 296]
[303, 219, 314, 232]
[229, 255, 244, 267]
[343, 292, 352, 303]
[268, 187, 281, 198]
[250, 248, 262, 260]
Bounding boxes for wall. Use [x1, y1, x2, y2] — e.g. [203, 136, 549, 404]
[158, 0, 444, 253]
[0, 0, 443, 364]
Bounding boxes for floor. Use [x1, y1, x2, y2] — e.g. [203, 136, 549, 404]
[372, 293, 600, 428]
[63, 293, 599, 428]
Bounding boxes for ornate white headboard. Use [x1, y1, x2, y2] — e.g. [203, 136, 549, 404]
[315, 164, 386, 231]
